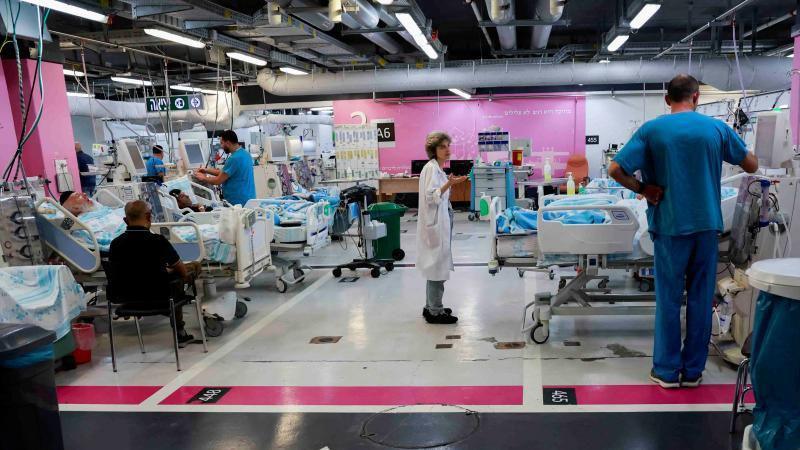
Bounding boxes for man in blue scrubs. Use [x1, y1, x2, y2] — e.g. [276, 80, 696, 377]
[75, 142, 96, 196]
[146, 145, 166, 184]
[610, 74, 758, 389]
[193, 130, 255, 206]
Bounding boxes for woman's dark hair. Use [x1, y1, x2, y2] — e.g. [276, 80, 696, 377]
[425, 131, 451, 160]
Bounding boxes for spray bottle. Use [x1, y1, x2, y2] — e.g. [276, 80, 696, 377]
[543, 158, 552, 182]
[566, 172, 576, 195]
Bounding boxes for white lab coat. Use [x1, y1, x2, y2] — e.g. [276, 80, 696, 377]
[416, 159, 454, 281]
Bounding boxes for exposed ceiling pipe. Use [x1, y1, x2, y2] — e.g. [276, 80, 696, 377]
[531, 0, 565, 49]
[467, 0, 495, 48]
[485, 0, 517, 50]
[742, 11, 796, 38]
[340, 0, 403, 54]
[257, 56, 792, 95]
[275, 0, 335, 31]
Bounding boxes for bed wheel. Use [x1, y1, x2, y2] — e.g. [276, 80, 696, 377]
[558, 279, 567, 289]
[392, 248, 405, 261]
[276, 279, 288, 293]
[598, 280, 608, 289]
[531, 322, 549, 344]
[371, 267, 381, 278]
[204, 317, 224, 337]
[332, 268, 342, 278]
[548, 271, 555, 280]
[518, 269, 525, 278]
[468, 213, 477, 222]
[235, 301, 248, 319]
[293, 268, 305, 280]
[385, 263, 394, 272]
[639, 279, 653, 292]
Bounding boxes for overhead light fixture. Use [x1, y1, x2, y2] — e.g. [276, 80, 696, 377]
[227, 51, 267, 66]
[599, 58, 611, 64]
[143, 28, 205, 49]
[628, 3, 661, 30]
[787, 53, 794, 58]
[66, 92, 94, 98]
[20, 0, 108, 23]
[376, 0, 394, 4]
[606, 34, 629, 52]
[421, 43, 439, 60]
[778, 104, 790, 109]
[396, 13, 439, 60]
[63, 69, 85, 77]
[448, 88, 472, 100]
[110, 76, 153, 87]
[279, 66, 309, 76]
[170, 84, 202, 93]
[310, 106, 334, 111]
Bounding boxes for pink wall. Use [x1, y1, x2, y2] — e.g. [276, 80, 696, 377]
[791, 35, 800, 147]
[2, 59, 79, 195]
[0, 63, 19, 164]
[333, 95, 586, 177]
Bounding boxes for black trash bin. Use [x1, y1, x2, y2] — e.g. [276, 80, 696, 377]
[0, 324, 63, 450]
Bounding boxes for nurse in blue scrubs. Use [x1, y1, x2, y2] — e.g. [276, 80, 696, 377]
[193, 129, 256, 206]
[609, 74, 759, 389]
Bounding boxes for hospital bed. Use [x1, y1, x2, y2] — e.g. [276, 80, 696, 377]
[487, 176, 741, 344]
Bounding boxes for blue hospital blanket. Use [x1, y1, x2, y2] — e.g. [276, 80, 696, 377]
[172, 224, 236, 264]
[496, 197, 613, 234]
[0, 266, 85, 339]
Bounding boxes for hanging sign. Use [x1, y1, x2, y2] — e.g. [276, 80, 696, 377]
[372, 119, 396, 149]
[146, 95, 204, 112]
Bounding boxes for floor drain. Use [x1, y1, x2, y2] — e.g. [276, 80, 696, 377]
[360, 404, 480, 449]
[436, 344, 453, 349]
[446, 335, 461, 340]
[495, 342, 526, 350]
[310, 336, 342, 344]
[564, 341, 581, 347]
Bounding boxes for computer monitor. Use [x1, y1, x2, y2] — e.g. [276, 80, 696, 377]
[411, 159, 428, 175]
[117, 139, 146, 176]
[266, 136, 288, 162]
[178, 140, 208, 171]
[450, 160, 473, 176]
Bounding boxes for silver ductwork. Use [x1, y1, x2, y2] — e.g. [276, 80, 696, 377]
[531, 0, 564, 49]
[339, 0, 402, 54]
[257, 57, 792, 96]
[485, 0, 516, 50]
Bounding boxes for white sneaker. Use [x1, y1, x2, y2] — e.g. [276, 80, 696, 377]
[681, 375, 703, 388]
[649, 370, 680, 389]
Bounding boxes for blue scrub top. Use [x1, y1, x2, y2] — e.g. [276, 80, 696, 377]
[614, 111, 749, 236]
[146, 156, 166, 177]
[221, 147, 256, 206]
[76, 151, 96, 190]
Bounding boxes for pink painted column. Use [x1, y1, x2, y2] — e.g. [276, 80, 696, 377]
[2, 59, 79, 195]
[791, 34, 800, 148]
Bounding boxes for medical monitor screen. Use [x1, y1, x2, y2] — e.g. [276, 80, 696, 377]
[184, 143, 205, 166]
[411, 160, 428, 175]
[124, 141, 146, 173]
[269, 136, 288, 160]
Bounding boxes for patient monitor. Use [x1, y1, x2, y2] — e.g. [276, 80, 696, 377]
[116, 139, 147, 179]
[751, 110, 793, 169]
[264, 135, 288, 162]
[177, 140, 208, 173]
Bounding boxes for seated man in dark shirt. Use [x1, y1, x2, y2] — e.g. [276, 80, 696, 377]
[109, 200, 195, 343]
[169, 189, 212, 214]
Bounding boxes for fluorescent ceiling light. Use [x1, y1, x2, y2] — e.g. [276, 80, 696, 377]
[20, 0, 108, 23]
[606, 35, 629, 52]
[778, 104, 789, 109]
[376, 0, 394, 4]
[396, 12, 425, 41]
[421, 43, 438, 60]
[170, 84, 202, 93]
[227, 52, 267, 66]
[110, 76, 152, 86]
[143, 28, 205, 48]
[448, 88, 471, 100]
[599, 58, 611, 64]
[280, 66, 309, 76]
[311, 106, 333, 111]
[201, 89, 223, 95]
[787, 53, 794, 58]
[66, 92, 94, 98]
[63, 69, 85, 77]
[629, 3, 661, 30]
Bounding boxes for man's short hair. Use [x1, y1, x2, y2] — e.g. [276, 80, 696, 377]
[168, 189, 182, 198]
[152, 145, 164, 155]
[667, 74, 700, 103]
[59, 190, 74, 205]
[219, 129, 238, 144]
[124, 200, 151, 222]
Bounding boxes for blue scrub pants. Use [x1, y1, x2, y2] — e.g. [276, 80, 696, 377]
[652, 231, 718, 382]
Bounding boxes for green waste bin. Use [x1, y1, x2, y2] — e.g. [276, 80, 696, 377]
[368, 202, 408, 261]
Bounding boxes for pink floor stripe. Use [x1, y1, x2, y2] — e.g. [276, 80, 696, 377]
[161, 385, 524, 406]
[57, 386, 162, 405]
[546, 384, 756, 405]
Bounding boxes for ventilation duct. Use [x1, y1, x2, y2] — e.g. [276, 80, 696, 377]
[257, 57, 792, 96]
[275, 0, 334, 31]
[485, 0, 516, 50]
[531, 0, 564, 49]
[68, 95, 333, 130]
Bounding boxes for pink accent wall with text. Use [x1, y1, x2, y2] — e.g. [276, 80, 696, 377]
[2, 59, 79, 194]
[333, 95, 586, 177]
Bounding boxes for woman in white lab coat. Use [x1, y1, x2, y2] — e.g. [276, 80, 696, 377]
[417, 132, 468, 324]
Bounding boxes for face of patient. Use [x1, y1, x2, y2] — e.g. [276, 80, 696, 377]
[63, 192, 95, 216]
[176, 192, 192, 209]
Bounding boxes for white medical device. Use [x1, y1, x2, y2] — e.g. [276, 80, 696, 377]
[177, 140, 208, 173]
[751, 110, 794, 169]
[116, 139, 147, 180]
[254, 164, 282, 198]
[302, 139, 318, 157]
[265, 135, 289, 162]
[286, 136, 303, 158]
